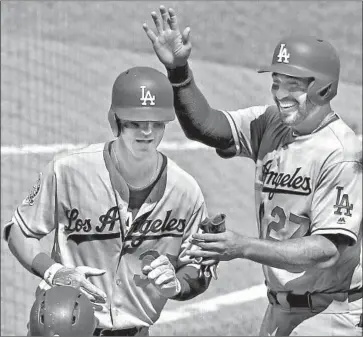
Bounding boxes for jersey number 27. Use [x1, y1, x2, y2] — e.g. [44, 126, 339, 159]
[259, 203, 310, 241]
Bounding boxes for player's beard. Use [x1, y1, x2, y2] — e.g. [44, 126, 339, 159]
[275, 93, 310, 126]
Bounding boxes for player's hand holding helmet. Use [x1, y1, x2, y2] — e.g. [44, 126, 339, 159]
[143, 5, 191, 69]
[44, 264, 107, 304]
[142, 255, 181, 298]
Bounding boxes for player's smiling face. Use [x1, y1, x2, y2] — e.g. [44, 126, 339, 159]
[120, 120, 165, 157]
[271, 73, 313, 126]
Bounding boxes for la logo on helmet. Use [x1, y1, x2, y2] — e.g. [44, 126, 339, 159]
[140, 86, 155, 106]
[277, 44, 290, 64]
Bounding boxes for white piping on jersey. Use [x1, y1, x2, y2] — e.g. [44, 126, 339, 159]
[220, 110, 242, 155]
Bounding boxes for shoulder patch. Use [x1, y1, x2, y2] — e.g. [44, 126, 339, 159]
[22, 173, 42, 206]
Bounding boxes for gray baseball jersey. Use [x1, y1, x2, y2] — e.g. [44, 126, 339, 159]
[221, 105, 362, 294]
[4, 142, 208, 329]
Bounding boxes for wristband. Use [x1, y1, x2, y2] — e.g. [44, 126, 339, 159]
[31, 252, 57, 278]
[167, 63, 193, 88]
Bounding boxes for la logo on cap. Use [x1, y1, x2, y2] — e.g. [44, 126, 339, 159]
[276, 44, 290, 64]
[140, 86, 155, 106]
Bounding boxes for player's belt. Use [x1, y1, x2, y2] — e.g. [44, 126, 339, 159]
[93, 327, 149, 336]
[267, 287, 362, 309]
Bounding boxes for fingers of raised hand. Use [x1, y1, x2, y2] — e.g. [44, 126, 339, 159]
[142, 23, 158, 43]
[159, 5, 170, 30]
[151, 11, 163, 33]
[167, 8, 179, 31]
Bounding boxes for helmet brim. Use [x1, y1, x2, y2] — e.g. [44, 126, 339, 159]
[110, 106, 175, 122]
[257, 64, 317, 79]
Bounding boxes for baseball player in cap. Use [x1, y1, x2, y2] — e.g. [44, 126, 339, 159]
[4, 66, 213, 336]
[144, 6, 362, 336]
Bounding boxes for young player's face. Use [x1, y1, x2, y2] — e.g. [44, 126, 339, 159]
[120, 120, 166, 157]
[271, 73, 313, 126]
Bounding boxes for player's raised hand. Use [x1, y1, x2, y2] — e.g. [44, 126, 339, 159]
[143, 6, 192, 69]
[50, 266, 107, 304]
[142, 255, 181, 298]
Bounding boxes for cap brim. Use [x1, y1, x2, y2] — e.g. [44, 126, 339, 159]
[110, 106, 175, 122]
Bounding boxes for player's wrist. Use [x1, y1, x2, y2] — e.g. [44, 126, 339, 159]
[235, 235, 250, 259]
[167, 63, 192, 88]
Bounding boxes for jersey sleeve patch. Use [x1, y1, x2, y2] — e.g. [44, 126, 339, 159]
[311, 162, 362, 243]
[333, 186, 354, 217]
[22, 173, 42, 206]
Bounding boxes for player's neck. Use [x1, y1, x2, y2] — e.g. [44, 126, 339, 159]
[292, 104, 334, 136]
[112, 140, 160, 189]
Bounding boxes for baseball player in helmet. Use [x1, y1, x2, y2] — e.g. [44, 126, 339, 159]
[144, 6, 362, 336]
[4, 66, 214, 335]
[28, 286, 98, 337]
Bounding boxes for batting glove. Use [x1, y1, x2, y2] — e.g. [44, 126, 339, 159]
[44, 264, 107, 304]
[142, 255, 181, 299]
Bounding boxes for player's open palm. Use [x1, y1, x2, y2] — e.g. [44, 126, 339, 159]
[143, 6, 191, 69]
[51, 266, 107, 305]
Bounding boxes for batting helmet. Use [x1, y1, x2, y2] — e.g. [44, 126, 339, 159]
[108, 66, 175, 137]
[29, 286, 98, 337]
[258, 35, 340, 106]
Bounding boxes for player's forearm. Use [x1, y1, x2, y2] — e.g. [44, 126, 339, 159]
[172, 265, 211, 301]
[241, 235, 340, 272]
[167, 64, 233, 149]
[7, 224, 55, 278]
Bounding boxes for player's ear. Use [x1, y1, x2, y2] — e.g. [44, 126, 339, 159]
[108, 110, 121, 138]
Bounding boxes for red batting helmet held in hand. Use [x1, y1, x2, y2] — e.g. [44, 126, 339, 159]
[108, 66, 175, 136]
[29, 286, 98, 337]
[258, 35, 340, 106]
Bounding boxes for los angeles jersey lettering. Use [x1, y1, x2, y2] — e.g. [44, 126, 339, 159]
[4, 142, 208, 329]
[221, 105, 362, 293]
